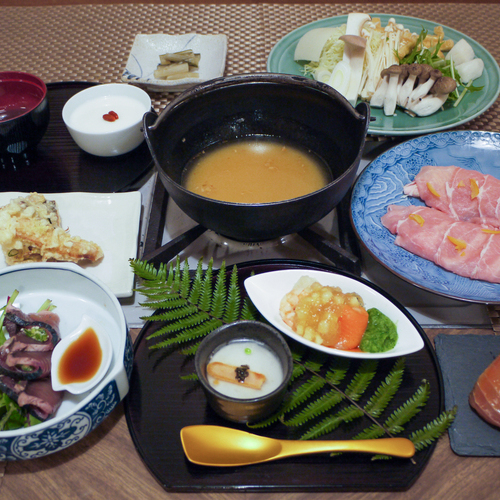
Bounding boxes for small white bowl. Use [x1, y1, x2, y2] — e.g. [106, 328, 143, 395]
[51, 314, 113, 394]
[121, 33, 227, 92]
[62, 83, 151, 156]
[244, 269, 425, 359]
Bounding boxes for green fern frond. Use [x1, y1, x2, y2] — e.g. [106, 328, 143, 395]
[292, 363, 307, 380]
[144, 304, 200, 322]
[247, 408, 285, 428]
[353, 379, 430, 441]
[325, 357, 351, 386]
[145, 311, 210, 338]
[240, 298, 258, 321]
[301, 405, 364, 440]
[223, 266, 243, 322]
[363, 357, 405, 418]
[180, 372, 199, 381]
[281, 376, 326, 417]
[179, 259, 191, 298]
[302, 350, 329, 372]
[187, 259, 204, 305]
[383, 380, 431, 434]
[297, 361, 378, 440]
[284, 390, 344, 426]
[210, 262, 226, 317]
[132, 257, 254, 351]
[130, 258, 168, 281]
[345, 359, 378, 400]
[410, 406, 457, 451]
[369, 407, 457, 461]
[198, 261, 213, 312]
[180, 342, 201, 356]
[149, 318, 223, 349]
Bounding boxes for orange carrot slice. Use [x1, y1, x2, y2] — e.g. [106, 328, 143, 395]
[447, 235, 467, 256]
[427, 182, 441, 198]
[470, 178, 479, 199]
[409, 213, 425, 226]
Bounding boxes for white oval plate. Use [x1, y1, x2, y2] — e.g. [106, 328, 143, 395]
[244, 269, 424, 359]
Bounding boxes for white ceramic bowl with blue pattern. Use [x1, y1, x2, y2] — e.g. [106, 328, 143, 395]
[0, 263, 132, 460]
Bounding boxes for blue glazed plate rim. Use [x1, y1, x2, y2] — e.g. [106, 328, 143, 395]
[351, 130, 500, 303]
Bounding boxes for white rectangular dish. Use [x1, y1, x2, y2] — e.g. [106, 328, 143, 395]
[121, 33, 228, 92]
[0, 191, 142, 298]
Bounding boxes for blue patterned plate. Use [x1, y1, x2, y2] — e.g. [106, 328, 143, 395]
[351, 131, 500, 303]
[0, 263, 132, 460]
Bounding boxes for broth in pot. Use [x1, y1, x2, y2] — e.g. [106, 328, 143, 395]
[182, 137, 332, 204]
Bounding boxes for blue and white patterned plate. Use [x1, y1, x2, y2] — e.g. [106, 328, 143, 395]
[0, 263, 132, 460]
[351, 131, 500, 303]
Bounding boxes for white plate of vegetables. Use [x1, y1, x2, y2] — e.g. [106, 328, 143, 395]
[268, 13, 500, 136]
[244, 269, 425, 359]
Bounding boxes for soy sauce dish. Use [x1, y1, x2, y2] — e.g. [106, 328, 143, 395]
[51, 314, 113, 395]
[195, 321, 293, 423]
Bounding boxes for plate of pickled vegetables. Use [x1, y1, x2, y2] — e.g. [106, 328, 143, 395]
[267, 13, 500, 136]
[244, 269, 424, 359]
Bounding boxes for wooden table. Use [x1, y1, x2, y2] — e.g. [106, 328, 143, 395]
[2, 327, 499, 500]
[1, 2, 500, 499]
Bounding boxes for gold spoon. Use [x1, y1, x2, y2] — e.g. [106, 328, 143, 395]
[180, 425, 415, 467]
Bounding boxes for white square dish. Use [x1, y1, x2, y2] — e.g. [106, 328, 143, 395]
[0, 191, 142, 298]
[121, 33, 228, 92]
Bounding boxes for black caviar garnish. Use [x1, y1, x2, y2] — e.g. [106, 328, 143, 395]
[235, 364, 250, 383]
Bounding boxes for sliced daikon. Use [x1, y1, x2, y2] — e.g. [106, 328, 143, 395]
[456, 58, 484, 84]
[445, 38, 475, 66]
[294, 28, 337, 62]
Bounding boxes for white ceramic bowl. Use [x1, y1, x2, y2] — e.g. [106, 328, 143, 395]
[0, 263, 132, 460]
[62, 83, 151, 157]
[244, 269, 425, 359]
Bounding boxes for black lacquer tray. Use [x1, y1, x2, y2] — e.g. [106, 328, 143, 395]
[1, 82, 152, 193]
[125, 260, 443, 493]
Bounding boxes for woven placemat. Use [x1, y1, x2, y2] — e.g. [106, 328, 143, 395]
[1, 3, 499, 330]
[1, 3, 500, 124]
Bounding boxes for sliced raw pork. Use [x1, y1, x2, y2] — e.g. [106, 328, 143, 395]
[381, 205, 500, 283]
[404, 166, 500, 228]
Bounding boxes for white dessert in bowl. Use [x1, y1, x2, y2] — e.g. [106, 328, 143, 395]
[62, 83, 151, 157]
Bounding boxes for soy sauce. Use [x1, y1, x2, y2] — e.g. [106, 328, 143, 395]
[58, 327, 102, 384]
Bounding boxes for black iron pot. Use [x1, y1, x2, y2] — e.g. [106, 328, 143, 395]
[144, 73, 370, 242]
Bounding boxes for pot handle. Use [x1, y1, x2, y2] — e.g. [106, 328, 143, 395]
[143, 110, 158, 132]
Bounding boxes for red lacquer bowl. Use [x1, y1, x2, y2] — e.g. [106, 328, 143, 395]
[0, 71, 49, 155]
